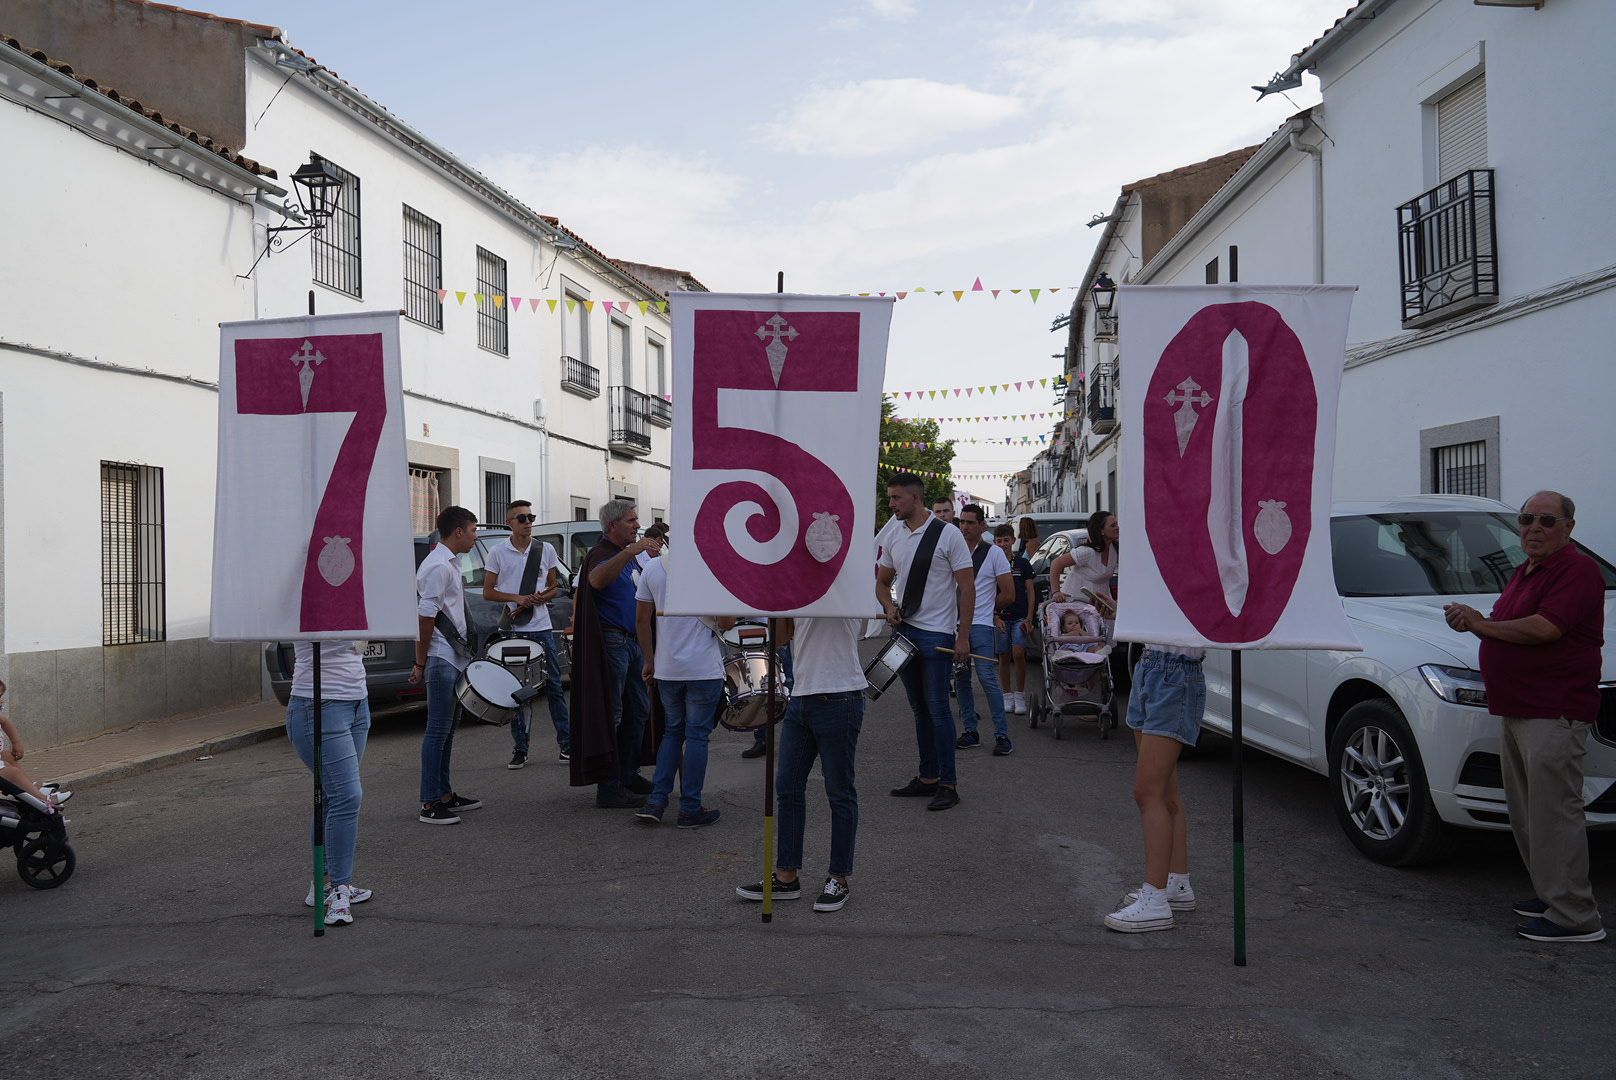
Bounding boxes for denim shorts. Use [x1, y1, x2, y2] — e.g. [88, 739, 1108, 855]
[1125, 649, 1206, 746]
[994, 620, 1028, 654]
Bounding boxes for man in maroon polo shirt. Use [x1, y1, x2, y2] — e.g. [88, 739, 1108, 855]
[1445, 490, 1606, 943]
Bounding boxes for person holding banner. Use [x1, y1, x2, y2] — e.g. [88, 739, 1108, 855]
[483, 500, 570, 768]
[569, 500, 662, 808]
[877, 473, 973, 812]
[411, 506, 482, 825]
[285, 642, 373, 924]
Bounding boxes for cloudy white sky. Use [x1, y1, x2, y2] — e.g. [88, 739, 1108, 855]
[236, 0, 1344, 479]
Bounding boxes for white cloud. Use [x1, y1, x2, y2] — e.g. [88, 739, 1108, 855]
[868, 0, 917, 19]
[764, 78, 1025, 158]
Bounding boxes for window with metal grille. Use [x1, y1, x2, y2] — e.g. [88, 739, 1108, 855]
[608, 318, 632, 387]
[402, 205, 442, 330]
[1434, 440, 1487, 497]
[409, 466, 444, 535]
[476, 246, 508, 355]
[648, 334, 667, 398]
[101, 462, 166, 645]
[484, 470, 511, 524]
[311, 155, 361, 297]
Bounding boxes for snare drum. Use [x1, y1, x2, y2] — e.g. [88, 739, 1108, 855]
[454, 659, 523, 724]
[719, 621, 771, 651]
[482, 633, 549, 689]
[720, 649, 789, 731]
[863, 633, 918, 700]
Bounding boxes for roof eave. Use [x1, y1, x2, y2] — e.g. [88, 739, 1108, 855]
[1278, 0, 1401, 86]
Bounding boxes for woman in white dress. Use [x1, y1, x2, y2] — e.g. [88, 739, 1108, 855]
[1050, 510, 1119, 615]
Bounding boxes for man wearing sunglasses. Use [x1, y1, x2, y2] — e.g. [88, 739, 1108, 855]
[484, 501, 570, 768]
[1445, 491, 1606, 943]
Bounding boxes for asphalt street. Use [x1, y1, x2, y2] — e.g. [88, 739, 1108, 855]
[5, 660, 1614, 1080]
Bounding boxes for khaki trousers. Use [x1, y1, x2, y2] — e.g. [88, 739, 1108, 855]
[1499, 716, 1602, 933]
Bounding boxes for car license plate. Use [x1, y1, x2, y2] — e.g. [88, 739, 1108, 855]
[361, 642, 387, 660]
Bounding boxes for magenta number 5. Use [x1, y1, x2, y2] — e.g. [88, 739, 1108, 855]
[690, 310, 860, 610]
[234, 332, 387, 633]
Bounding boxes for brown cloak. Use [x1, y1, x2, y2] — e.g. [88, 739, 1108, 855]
[567, 539, 663, 787]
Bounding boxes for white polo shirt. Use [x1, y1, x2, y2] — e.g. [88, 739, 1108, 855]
[416, 543, 469, 671]
[634, 557, 723, 681]
[789, 618, 867, 696]
[963, 539, 1012, 627]
[484, 537, 559, 632]
[879, 512, 972, 636]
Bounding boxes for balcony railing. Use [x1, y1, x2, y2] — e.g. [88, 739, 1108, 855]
[609, 385, 653, 455]
[1087, 369, 1117, 435]
[646, 394, 673, 427]
[561, 355, 600, 398]
[1397, 169, 1498, 329]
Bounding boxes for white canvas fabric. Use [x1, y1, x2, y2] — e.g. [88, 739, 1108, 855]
[484, 538, 558, 632]
[1112, 285, 1360, 651]
[665, 293, 892, 617]
[636, 557, 723, 681]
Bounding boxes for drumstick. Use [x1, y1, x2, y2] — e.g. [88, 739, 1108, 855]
[934, 646, 997, 662]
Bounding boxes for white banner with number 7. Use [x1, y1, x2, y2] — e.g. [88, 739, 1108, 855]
[665, 292, 893, 617]
[211, 311, 417, 642]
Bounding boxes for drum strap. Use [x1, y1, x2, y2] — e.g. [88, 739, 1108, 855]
[509, 543, 547, 628]
[898, 518, 946, 621]
[434, 611, 476, 659]
[971, 542, 991, 575]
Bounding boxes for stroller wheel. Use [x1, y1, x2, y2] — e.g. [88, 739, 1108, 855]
[18, 837, 75, 889]
[1053, 711, 1064, 740]
[1028, 697, 1040, 729]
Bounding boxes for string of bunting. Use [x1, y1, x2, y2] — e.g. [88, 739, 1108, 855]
[850, 279, 1079, 303]
[884, 377, 1065, 400]
[878, 460, 1016, 482]
[436, 278, 1080, 310]
[895, 409, 1081, 424]
[435, 290, 669, 315]
[883, 433, 1052, 451]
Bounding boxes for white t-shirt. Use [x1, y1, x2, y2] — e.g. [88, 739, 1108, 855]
[634, 557, 723, 681]
[788, 618, 867, 695]
[291, 641, 369, 700]
[484, 537, 559, 632]
[879, 512, 972, 636]
[963, 540, 1012, 626]
[416, 544, 469, 671]
[1060, 537, 1117, 602]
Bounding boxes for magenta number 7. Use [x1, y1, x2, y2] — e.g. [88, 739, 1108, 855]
[235, 333, 387, 633]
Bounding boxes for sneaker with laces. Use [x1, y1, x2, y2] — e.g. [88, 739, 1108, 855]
[324, 884, 354, 926]
[305, 882, 373, 908]
[1125, 878, 1196, 912]
[507, 752, 527, 770]
[1013, 692, 1028, 715]
[736, 874, 803, 901]
[956, 731, 981, 750]
[813, 878, 850, 912]
[1513, 897, 1548, 918]
[558, 747, 571, 762]
[677, 807, 721, 829]
[635, 803, 666, 825]
[419, 802, 461, 825]
[890, 777, 939, 797]
[1105, 886, 1176, 933]
[1515, 917, 1606, 943]
[445, 793, 482, 812]
[993, 736, 1014, 756]
[926, 785, 961, 811]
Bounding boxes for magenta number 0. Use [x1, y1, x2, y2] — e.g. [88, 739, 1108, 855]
[690, 309, 860, 610]
[235, 333, 387, 632]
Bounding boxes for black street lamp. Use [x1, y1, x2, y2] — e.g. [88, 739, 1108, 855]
[266, 154, 345, 251]
[1091, 272, 1117, 315]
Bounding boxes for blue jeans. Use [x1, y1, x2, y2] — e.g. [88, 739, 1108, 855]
[897, 624, 957, 786]
[287, 696, 370, 886]
[651, 679, 724, 814]
[777, 691, 863, 876]
[956, 624, 1008, 738]
[420, 657, 460, 804]
[506, 630, 571, 755]
[601, 626, 650, 791]
[751, 643, 794, 747]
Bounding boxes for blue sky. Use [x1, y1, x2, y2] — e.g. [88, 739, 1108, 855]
[226, 0, 1345, 481]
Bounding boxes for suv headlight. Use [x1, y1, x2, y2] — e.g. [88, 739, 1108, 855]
[1419, 664, 1489, 707]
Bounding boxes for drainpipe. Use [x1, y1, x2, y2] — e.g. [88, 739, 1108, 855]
[1289, 128, 1325, 284]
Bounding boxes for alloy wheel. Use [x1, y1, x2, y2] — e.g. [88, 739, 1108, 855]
[1339, 725, 1411, 841]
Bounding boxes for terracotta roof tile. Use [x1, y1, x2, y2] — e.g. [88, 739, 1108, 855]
[0, 33, 277, 177]
[1122, 144, 1263, 194]
[119, 0, 281, 38]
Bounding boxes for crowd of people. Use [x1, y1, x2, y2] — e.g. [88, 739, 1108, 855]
[273, 483, 1603, 945]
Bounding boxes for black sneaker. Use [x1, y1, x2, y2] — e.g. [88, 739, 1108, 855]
[635, 803, 666, 825]
[445, 793, 482, 812]
[736, 874, 803, 901]
[956, 731, 981, 750]
[507, 752, 528, 770]
[890, 777, 939, 797]
[926, 786, 961, 811]
[677, 807, 721, 829]
[596, 789, 646, 809]
[993, 736, 1014, 756]
[558, 747, 571, 762]
[741, 741, 768, 760]
[813, 878, 850, 913]
[1515, 916, 1607, 943]
[1513, 897, 1549, 918]
[418, 803, 461, 825]
[625, 774, 654, 795]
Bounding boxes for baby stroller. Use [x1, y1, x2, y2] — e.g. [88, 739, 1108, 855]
[1028, 600, 1116, 739]
[0, 777, 76, 888]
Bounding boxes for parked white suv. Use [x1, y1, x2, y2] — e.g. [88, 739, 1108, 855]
[1199, 495, 1615, 865]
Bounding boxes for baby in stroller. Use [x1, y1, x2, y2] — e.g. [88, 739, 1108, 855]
[1028, 601, 1116, 738]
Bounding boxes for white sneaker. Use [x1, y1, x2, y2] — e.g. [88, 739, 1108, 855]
[1013, 692, 1027, 715]
[324, 884, 354, 926]
[1125, 877, 1196, 912]
[1104, 885, 1175, 933]
[305, 881, 374, 908]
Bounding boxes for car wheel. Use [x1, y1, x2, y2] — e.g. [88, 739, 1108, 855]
[1327, 698, 1446, 866]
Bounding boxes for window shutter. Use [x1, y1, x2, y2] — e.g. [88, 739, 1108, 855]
[1437, 75, 1487, 180]
[608, 321, 626, 386]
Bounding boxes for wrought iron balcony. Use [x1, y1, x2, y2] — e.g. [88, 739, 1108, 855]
[1087, 369, 1117, 435]
[1397, 169, 1498, 329]
[609, 385, 653, 456]
[561, 354, 600, 398]
[646, 394, 673, 427]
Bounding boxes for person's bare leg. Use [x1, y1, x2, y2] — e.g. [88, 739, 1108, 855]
[1012, 646, 1027, 693]
[1165, 760, 1188, 876]
[1133, 733, 1184, 889]
[998, 653, 1013, 693]
[0, 762, 51, 804]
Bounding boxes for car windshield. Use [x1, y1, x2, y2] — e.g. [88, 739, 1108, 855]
[1332, 512, 1616, 596]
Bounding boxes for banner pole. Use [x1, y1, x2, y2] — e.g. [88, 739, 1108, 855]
[306, 288, 328, 938]
[760, 269, 784, 924]
[1231, 648, 1246, 966]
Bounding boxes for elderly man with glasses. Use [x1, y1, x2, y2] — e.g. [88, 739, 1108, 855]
[1445, 491, 1607, 943]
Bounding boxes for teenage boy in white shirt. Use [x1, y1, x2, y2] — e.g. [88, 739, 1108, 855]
[409, 506, 480, 825]
[953, 504, 1016, 756]
[483, 500, 570, 768]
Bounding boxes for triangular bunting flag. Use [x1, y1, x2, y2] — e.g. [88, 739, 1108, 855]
[1030, 289, 1041, 302]
[928, 390, 937, 399]
[1050, 287, 1062, 294]
[1039, 378, 1048, 388]
[657, 301, 668, 313]
[915, 287, 927, 294]
[952, 291, 964, 302]
[1010, 289, 1022, 295]
[455, 291, 467, 305]
[584, 300, 596, 313]
[510, 297, 524, 310]
[639, 300, 650, 314]
[991, 289, 1001, 299]
[548, 299, 559, 313]
[971, 276, 984, 292]
[566, 299, 577, 313]
[436, 288, 448, 302]
[473, 292, 486, 306]
[1001, 383, 1010, 391]
[494, 295, 505, 308]
[1014, 381, 1023, 391]
[531, 298, 544, 311]
[965, 388, 974, 397]
[896, 291, 908, 300]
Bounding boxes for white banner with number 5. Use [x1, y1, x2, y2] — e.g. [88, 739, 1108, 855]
[211, 311, 417, 642]
[665, 292, 893, 617]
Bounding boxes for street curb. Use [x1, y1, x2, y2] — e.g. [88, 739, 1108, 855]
[49, 723, 287, 792]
